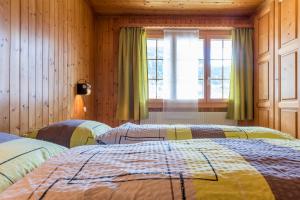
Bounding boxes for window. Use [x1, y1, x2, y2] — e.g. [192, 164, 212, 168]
[146, 30, 232, 104]
[210, 39, 232, 100]
[197, 39, 205, 99]
[147, 39, 164, 99]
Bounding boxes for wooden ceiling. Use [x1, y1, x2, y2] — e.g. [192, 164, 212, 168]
[88, 0, 265, 16]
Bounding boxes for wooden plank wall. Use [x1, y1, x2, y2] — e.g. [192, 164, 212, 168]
[0, 0, 95, 135]
[254, 0, 300, 138]
[95, 15, 253, 127]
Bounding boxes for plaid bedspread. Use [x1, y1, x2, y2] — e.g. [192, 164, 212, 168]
[1, 139, 299, 199]
[96, 123, 293, 144]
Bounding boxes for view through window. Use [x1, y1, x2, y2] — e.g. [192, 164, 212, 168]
[210, 39, 232, 99]
[147, 39, 164, 99]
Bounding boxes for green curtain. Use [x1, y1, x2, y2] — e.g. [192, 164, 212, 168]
[227, 28, 254, 120]
[116, 27, 149, 120]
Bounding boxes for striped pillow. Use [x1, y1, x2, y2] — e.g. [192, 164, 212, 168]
[28, 120, 112, 148]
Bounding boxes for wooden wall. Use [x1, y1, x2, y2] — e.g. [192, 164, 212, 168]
[254, 0, 300, 138]
[0, 0, 95, 135]
[95, 15, 253, 127]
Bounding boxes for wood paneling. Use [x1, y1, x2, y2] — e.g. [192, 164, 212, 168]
[280, 110, 298, 138]
[258, 61, 269, 100]
[255, 0, 300, 138]
[258, 109, 270, 127]
[9, 0, 21, 134]
[254, 2, 274, 129]
[258, 13, 269, 55]
[280, 0, 297, 45]
[20, 0, 29, 134]
[95, 15, 253, 127]
[89, 0, 263, 16]
[0, 0, 10, 132]
[0, 0, 95, 135]
[281, 52, 297, 100]
[275, 0, 300, 138]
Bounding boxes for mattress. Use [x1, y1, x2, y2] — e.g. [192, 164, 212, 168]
[1, 138, 299, 199]
[96, 123, 294, 144]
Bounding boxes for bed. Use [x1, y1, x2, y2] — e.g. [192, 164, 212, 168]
[96, 123, 294, 144]
[0, 138, 299, 199]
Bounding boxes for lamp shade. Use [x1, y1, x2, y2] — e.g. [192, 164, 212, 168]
[77, 82, 91, 95]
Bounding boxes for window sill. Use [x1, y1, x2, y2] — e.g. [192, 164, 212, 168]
[148, 99, 228, 112]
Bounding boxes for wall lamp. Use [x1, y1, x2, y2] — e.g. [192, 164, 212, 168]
[77, 80, 92, 96]
[76, 80, 91, 113]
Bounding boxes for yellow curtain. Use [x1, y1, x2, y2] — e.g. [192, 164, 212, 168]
[227, 28, 254, 120]
[116, 27, 149, 120]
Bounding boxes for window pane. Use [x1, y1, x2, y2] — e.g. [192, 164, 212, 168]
[157, 60, 163, 79]
[148, 60, 156, 79]
[211, 40, 223, 59]
[211, 60, 222, 79]
[157, 80, 163, 99]
[157, 39, 164, 59]
[198, 59, 204, 79]
[198, 80, 204, 99]
[211, 80, 222, 99]
[147, 39, 156, 59]
[223, 60, 231, 79]
[223, 80, 230, 99]
[223, 40, 232, 59]
[196, 39, 204, 59]
[149, 80, 156, 99]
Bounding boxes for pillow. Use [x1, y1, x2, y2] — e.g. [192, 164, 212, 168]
[0, 132, 20, 144]
[27, 120, 112, 148]
[0, 137, 66, 193]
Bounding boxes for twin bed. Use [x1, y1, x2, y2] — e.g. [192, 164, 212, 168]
[0, 121, 299, 199]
